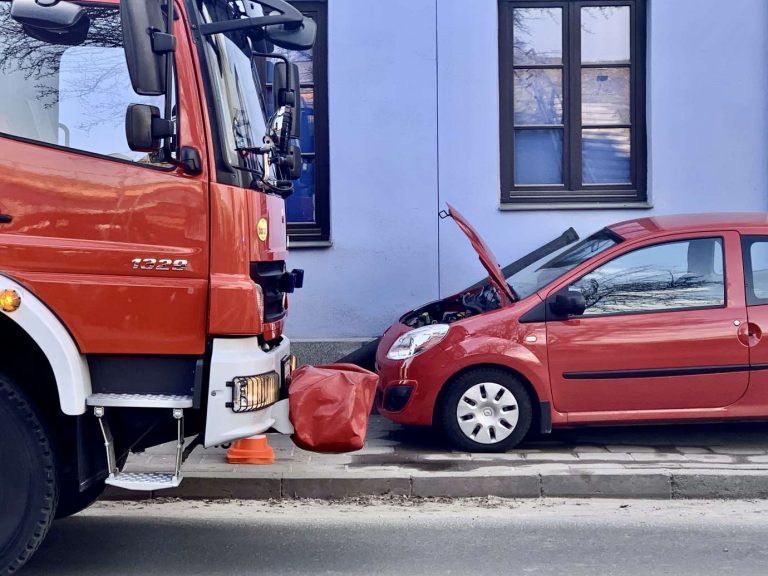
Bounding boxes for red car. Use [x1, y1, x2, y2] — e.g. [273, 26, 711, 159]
[376, 206, 768, 452]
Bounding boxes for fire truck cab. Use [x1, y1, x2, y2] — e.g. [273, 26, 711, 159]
[0, 0, 314, 571]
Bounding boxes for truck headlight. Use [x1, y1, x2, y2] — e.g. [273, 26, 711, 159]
[386, 324, 450, 360]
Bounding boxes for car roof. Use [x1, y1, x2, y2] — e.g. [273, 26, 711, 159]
[608, 213, 768, 240]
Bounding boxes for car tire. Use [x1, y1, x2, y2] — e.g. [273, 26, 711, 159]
[438, 368, 532, 453]
[0, 373, 58, 575]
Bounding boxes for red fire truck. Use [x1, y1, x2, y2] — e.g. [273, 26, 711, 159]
[0, 0, 315, 571]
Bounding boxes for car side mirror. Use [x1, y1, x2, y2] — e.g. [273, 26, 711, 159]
[125, 104, 171, 152]
[549, 289, 586, 318]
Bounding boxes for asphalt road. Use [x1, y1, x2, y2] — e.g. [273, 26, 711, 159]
[22, 498, 768, 575]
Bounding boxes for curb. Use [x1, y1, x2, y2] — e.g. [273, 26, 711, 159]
[102, 470, 768, 501]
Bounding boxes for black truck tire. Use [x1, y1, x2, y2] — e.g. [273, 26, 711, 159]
[54, 477, 106, 520]
[0, 374, 58, 575]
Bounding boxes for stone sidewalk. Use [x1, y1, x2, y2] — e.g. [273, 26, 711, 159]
[107, 416, 768, 500]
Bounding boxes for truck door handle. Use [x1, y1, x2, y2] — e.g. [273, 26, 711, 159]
[0, 214, 12, 224]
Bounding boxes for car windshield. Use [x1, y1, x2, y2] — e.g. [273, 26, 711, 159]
[506, 229, 621, 299]
[200, 0, 269, 171]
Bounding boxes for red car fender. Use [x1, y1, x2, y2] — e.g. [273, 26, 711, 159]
[436, 328, 552, 406]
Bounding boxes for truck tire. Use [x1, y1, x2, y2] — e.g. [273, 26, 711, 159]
[0, 374, 58, 575]
[54, 477, 106, 520]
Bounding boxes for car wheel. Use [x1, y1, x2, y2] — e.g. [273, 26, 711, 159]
[438, 368, 532, 453]
[0, 373, 58, 575]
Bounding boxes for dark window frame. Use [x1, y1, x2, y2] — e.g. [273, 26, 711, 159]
[282, 0, 330, 245]
[499, 0, 647, 207]
[566, 236, 727, 318]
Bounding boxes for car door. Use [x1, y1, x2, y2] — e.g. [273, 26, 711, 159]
[546, 232, 749, 414]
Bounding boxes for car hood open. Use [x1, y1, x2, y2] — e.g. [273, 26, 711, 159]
[445, 203, 515, 303]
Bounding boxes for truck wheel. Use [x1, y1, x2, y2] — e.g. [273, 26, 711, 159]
[55, 478, 106, 520]
[438, 368, 532, 453]
[0, 374, 58, 575]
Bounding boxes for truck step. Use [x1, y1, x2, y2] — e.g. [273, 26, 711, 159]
[87, 393, 193, 409]
[105, 472, 182, 491]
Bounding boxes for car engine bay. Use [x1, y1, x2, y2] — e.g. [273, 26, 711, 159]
[401, 284, 502, 328]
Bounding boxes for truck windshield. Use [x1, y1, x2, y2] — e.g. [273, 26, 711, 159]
[506, 229, 621, 299]
[199, 0, 268, 172]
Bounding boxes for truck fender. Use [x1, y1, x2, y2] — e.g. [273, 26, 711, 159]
[0, 275, 91, 415]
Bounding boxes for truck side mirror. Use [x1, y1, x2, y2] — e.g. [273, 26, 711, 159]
[273, 61, 301, 140]
[10, 0, 84, 29]
[265, 15, 316, 51]
[10, 0, 89, 44]
[121, 0, 173, 96]
[549, 289, 587, 318]
[125, 104, 163, 152]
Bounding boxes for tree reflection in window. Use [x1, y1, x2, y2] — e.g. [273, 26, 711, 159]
[572, 238, 725, 315]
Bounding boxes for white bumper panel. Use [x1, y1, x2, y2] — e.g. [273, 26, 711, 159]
[0, 274, 91, 415]
[204, 336, 294, 447]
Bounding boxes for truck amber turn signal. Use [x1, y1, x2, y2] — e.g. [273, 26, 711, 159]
[0, 289, 20, 312]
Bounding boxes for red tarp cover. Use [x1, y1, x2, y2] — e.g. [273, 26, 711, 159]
[289, 363, 379, 453]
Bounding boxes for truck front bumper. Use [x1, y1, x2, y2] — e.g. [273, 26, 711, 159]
[204, 336, 294, 447]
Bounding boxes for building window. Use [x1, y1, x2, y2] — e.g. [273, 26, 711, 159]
[267, 1, 329, 244]
[499, 1, 646, 207]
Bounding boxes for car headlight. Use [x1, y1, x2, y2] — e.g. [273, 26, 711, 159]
[386, 324, 450, 360]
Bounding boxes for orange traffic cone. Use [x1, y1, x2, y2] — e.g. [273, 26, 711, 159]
[226, 435, 275, 465]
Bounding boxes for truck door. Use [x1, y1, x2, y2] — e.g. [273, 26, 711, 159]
[0, 1, 209, 355]
[546, 232, 749, 415]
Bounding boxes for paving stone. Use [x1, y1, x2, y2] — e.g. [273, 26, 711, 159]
[674, 446, 712, 454]
[630, 452, 688, 462]
[411, 474, 540, 498]
[541, 473, 671, 499]
[283, 477, 410, 498]
[605, 445, 658, 453]
[710, 447, 768, 455]
[162, 477, 281, 500]
[576, 452, 634, 462]
[681, 454, 735, 464]
[672, 472, 768, 499]
[747, 455, 768, 463]
[421, 453, 472, 461]
[523, 453, 579, 462]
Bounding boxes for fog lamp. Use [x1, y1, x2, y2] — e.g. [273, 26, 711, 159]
[226, 372, 280, 413]
[0, 289, 20, 312]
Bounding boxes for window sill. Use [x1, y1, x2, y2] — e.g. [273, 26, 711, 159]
[499, 201, 653, 212]
[288, 239, 334, 250]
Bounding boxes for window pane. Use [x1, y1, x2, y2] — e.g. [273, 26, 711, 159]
[0, 4, 166, 164]
[287, 157, 316, 223]
[582, 128, 631, 184]
[581, 6, 630, 65]
[573, 239, 725, 316]
[267, 48, 314, 84]
[514, 129, 563, 185]
[513, 8, 562, 65]
[514, 69, 563, 125]
[581, 67, 630, 125]
[299, 87, 315, 153]
[750, 242, 768, 300]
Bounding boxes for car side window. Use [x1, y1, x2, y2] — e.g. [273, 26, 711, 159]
[0, 2, 170, 166]
[571, 238, 725, 316]
[743, 236, 768, 305]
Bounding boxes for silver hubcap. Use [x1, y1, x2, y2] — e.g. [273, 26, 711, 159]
[456, 382, 519, 444]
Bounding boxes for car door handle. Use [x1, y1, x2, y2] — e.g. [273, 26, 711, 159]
[0, 214, 12, 224]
